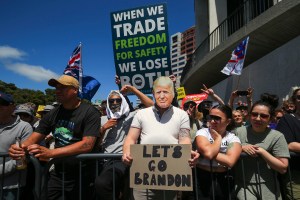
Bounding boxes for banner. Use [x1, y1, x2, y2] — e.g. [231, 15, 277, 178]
[181, 93, 208, 108]
[111, 4, 171, 94]
[130, 144, 193, 191]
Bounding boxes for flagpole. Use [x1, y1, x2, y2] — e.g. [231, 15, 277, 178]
[235, 75, 241, 90]
[79, 42, 83, 95]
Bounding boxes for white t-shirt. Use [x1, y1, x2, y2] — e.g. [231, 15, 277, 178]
[131, 106, 190, 144]
[195, 128, 241, 167]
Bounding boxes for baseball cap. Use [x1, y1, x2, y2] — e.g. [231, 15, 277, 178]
[197, 100, 212, 112]
[183, 100, 197, 110]
[14, 104, 34, 117]
[0, 91, 14, 106]
[48, 75, 79, 89]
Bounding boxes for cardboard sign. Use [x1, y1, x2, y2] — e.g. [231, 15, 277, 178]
[130, 144, 193, 191]
[111, 4, 171, 94]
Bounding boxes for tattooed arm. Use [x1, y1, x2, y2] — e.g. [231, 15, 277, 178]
[178, 128, 200, 168]
[178, 128, 192, 144]
[215, 142, 242, 168]
[26, 136, 97, 161]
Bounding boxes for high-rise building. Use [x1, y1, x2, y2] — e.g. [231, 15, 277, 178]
[170, 26, 195, 88]
[181, 0, 300, 103]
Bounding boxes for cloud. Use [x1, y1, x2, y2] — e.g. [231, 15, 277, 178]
[0, 45, 26, 60]
[4, 63, 59, 82]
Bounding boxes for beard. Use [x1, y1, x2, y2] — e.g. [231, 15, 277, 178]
[110, 103, 121, 113]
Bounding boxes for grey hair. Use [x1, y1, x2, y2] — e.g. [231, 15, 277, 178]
[152, 76, 174, 97]
[108, 91, 120, 99]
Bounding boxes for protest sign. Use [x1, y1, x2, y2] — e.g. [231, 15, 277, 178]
[130, 144, 193, 191]
[111, 4, 171, 94]
[181, 93, 208, 108]
[177, 87, 186, 100]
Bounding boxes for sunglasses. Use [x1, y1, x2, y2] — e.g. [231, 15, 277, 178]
[183, 103, 195, 110]
[206, 115, 222, 123]
[296, 95, 300, 100]
[17, 113, 32, 118]
[250, 112, 270, 119]
[108, 98, 122, 104]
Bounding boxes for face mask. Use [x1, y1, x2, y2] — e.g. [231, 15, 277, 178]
[110, 103, 121, 113]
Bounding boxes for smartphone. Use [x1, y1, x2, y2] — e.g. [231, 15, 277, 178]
[236, 90, 249, 96]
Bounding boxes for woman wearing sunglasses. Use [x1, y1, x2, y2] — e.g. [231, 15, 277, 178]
[195, 104, 242, 199]
[234, 93, 290, 200]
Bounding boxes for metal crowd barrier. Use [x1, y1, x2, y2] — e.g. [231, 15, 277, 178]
[1, 152, 299, 200]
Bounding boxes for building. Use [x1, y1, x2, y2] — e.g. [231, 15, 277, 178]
[181, 0, 300, 105]
[170, 26, 195, 88]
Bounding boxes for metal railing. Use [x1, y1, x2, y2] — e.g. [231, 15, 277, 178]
[1, 151, 298, 200]
[181, 0, 282, 81]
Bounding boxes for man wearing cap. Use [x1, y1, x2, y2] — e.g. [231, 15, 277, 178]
[9, 75, 101, 200]
[0, 91, 33, 199]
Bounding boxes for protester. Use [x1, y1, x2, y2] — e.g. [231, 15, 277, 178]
[0, 91, 33, 199]
[95, 84, 153, 200]
[276, 88, 300, 199]
[228, 88, 253, 124]
[268, 108, 284, 129]
[14, 103, 35, 125]
[36, 105, 56, 148]
[235, 93, 290, 200]
[195, 105, 241, 199]
[232, 109, 244, 127]
[282, 99, 296, 114]
[122, 76, 199, 200]
[9, 75, 101, 200]
[183, 100, 202, 142]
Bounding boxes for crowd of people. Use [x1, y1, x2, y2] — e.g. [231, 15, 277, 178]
[0, 74, 300, 200]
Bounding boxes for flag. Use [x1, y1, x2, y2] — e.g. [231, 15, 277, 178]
[221, 36, 249, 75]
[64, 43, 83, 93]
[81, 75, 101, 101]
[63, 44, 100, 101]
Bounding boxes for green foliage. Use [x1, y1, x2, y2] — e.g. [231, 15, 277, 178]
[0, 80, 56, 106]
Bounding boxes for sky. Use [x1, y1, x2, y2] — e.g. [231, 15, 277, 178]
[0, 0, 195, 105]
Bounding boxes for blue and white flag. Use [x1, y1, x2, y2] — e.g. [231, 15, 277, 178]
[221, 36, 249, 75]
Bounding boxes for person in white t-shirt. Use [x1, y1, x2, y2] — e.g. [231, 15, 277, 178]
[195, 104, 241, 200]
[122, 76, 199, 200]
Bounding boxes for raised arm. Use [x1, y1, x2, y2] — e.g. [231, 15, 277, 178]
[246, 87, 253, 113]
[120, 85, 154, 107]
[201, 84, 224, 105]
[228, 90, 238, 109]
